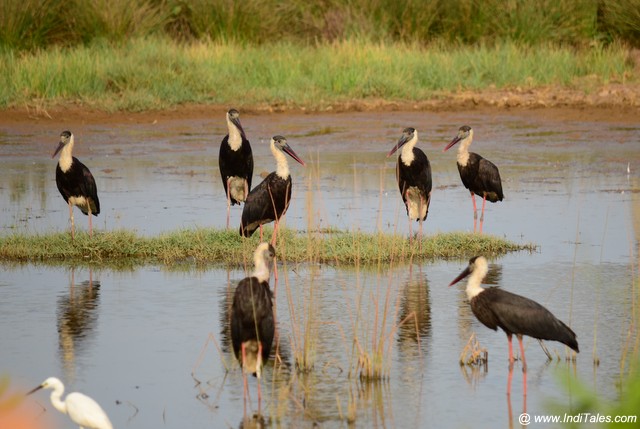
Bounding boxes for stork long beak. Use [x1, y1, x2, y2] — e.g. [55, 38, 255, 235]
[26, 384, 44, 396]
[387, 133, 411, 157]
[230, 115, 246, 139]
[449, 266, 471, 286]
[283, 144, 306, 166]
[52, 141, 65, 158]
[443, 135, 462, 152]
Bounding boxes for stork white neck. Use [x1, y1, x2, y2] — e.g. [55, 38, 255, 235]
[466, 256, 488, 300]
[271, 140, 290, 179]
[227, 116, 243, 151]
[456, 129, 473, 167]
[58, 135, 75, 173]
[400, 131, 418, 166]
[252, 249, 272, 283]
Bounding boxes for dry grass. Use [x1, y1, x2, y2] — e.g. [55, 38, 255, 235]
[459, 333, 488, 367]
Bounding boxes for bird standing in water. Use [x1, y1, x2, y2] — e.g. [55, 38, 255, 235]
[449, 256, 579, 395]
[387, 127, 432, 240]
[219, 108, 253, 229]
[240, 135, 305, 246]
[53, 131, 100, 240]
[230, 242, 276, 414]
[443, 126, 503, 233]
[27, 376, 113, 429]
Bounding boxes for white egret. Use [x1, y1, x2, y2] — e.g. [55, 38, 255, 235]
[27, 377, 113, 429]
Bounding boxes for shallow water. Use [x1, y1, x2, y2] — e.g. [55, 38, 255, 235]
[1, 110, 639, 428]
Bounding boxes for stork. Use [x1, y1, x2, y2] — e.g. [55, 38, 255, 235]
[219, 108, 254, 228]
[240, 135, 305, 246]
[449, 256, 579, 396]
[443, 126, 503, 233]
[387, 127, 432, 239]
[52, 131, 100, 239]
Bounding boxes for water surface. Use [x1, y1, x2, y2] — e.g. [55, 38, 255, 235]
[1, 110, 639, 428]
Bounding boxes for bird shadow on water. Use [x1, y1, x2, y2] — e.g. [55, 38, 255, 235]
[57, 267, 101, 383]
[191, 266, 293, 423]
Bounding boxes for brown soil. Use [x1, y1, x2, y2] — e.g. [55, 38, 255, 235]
[2, 83, 640, 125]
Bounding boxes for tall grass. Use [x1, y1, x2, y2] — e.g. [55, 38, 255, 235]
[0, 38, 632, 111]
[1, 0, 637, 49]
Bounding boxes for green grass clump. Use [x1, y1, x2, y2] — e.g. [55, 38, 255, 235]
[0, 227, 535, 267]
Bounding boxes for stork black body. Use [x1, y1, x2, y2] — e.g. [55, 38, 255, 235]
[387, 127, 432, 239]
[450, 256, 579, 395]
[240, 136, 305, 245]
[53, 131, 100, 239]
[230, 243, 276, 414]
[388, 127, 432, 222]
[469, 286, 579, 352]
[55, 158, 100, 216]
[444, 126, 503, 233]
[219, 109, 253, 206]
[456, 152, 503, 204]
[219, 109, 253, 228]
[397, 150, 432, 221]
[219, 137, 253, 205]
[241, 172, 292, 238]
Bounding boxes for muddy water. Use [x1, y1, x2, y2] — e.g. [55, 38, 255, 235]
[1, 110, 639, 428]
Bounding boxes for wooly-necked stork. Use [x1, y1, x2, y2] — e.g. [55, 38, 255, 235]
[387, 127, 432, 239]
[230, 242, 276, 414]
[443, 126, 503, 233]
[219, 108, 254, 228]
[449, 256, 579, 395]
[240, 135, 305, 246]
[52, 131, 100, 240]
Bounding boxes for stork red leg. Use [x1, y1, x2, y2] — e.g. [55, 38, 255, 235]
[507, 362, 514, 397]
[241, 343, 248, 417]
[226, 178, 232, 229]
[68, 201, 75, 240]
[507, 333, 515, 367]
[272, 255, 279, 286]
[408, 212, 414, 242]
[88, 206, 93, 237]
[257, 342, 263, 414]
[418, 195, 424, 246]
[517, 334, 528, 396]
[271, 220, 279, 248]
[479, 195, 487, 234]
[470, 192, 478, 232]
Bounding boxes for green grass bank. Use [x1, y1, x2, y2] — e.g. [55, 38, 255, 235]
[0, 38, 633, 112]
[0, 228, 535, 268]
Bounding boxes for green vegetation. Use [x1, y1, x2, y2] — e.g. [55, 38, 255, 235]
[0, 0, 637, 112]
[552, 364, 640, 428]
[2, 0, 639, 50]
[0, 227, 535, 267]
[0, 38, 632, 111]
